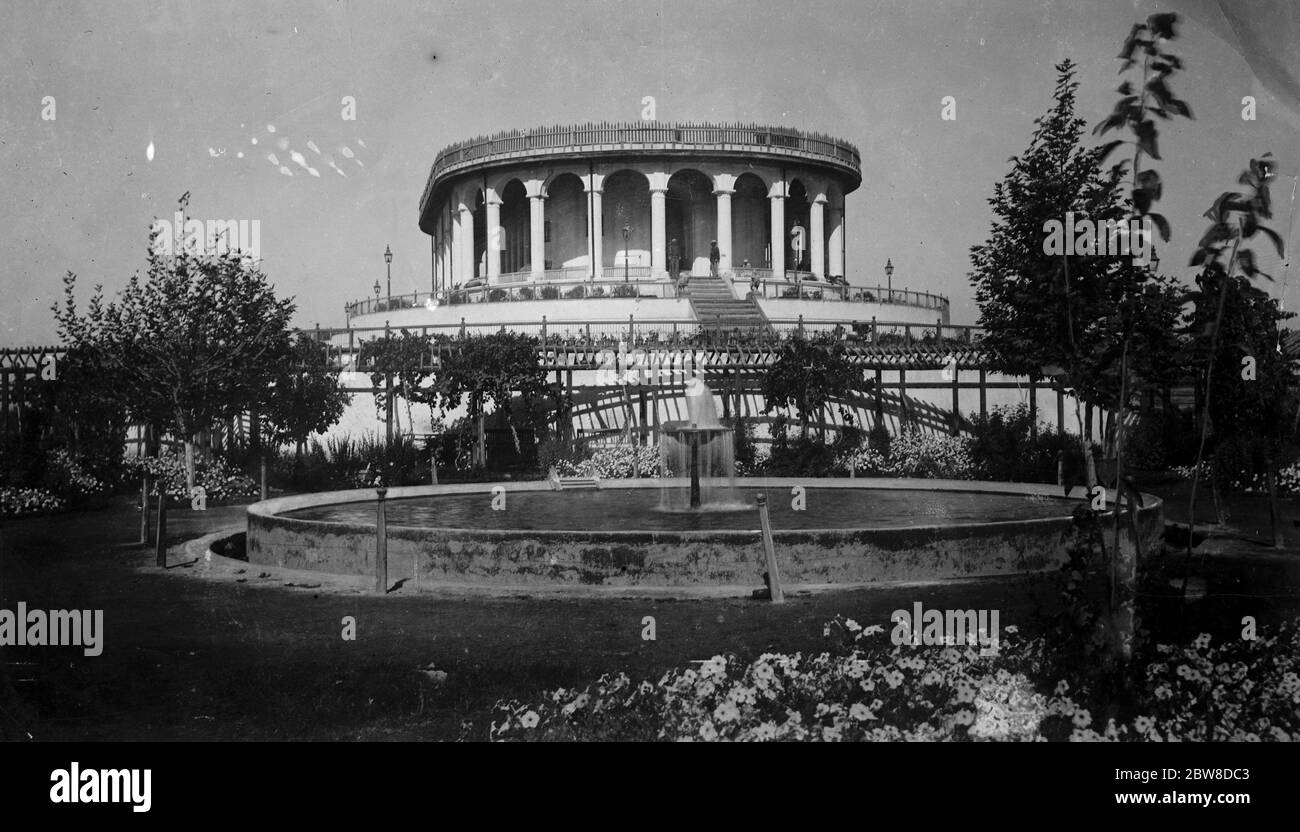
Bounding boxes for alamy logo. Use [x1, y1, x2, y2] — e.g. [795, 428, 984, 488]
[50, 763, 151, 812]
[150, 211, 261, 261]
[0, 602, 103, 656]
[1041, 212, 1153, 264]
[890, 602, 1000, 655]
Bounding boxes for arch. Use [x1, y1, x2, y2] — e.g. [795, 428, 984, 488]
[602, 169, 651, 272]
[732, 172, 770, 270]
[545, 172, 587, 271]
[499, 178, 529, 275]
[666, 169, 717, 276]
[786, 179, 812, 275]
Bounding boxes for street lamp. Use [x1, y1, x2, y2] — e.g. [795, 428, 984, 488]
[885, 258, 894, 302]
[622, 225, 631, 282]
[1148, 245, 1160, 273]
[384, 244, 393, 303]
[373, 279, 381, 311]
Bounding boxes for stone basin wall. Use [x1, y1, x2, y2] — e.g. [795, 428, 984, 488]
[245, 479, 1164, 588]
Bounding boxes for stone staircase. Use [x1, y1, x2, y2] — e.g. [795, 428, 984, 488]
[683, 276, 771, 338]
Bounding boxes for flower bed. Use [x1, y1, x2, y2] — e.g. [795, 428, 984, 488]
[484, 616, 1300, 742]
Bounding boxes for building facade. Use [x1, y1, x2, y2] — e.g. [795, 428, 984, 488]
[418, 122, 862, 292]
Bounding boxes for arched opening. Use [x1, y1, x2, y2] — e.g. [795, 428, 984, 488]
[786, 179, 812, 276]
[546, 173, 587, 271]
[666, 169, 717, 276]
[602, 170, 651, 274]
[732, 173, 769, 270]
[499, 179, 529, 276]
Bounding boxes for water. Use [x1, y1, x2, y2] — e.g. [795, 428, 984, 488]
[658, 377, 738, 510]
[283, 487, 1073, 532]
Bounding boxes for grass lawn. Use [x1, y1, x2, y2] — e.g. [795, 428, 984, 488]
[1, 489, 1297, 741]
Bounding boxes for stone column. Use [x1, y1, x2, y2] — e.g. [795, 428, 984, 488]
[485, 189, 502, 283]
[584, 173, 605, 279]
[713, 174, 736, 277]
[768, 182, 786, 278]
[450, 207, 462, 285]
[649, 172, 669, 279]
[828, 203, 844, 279]
[526, 180, 546, 277]
[458, 204, 475, 282]
[810, 194, 827, 280]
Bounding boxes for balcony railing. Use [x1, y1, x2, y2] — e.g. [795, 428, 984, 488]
[346, 274, 950, 320]
[320, 316, 984, 356]
[421, 121, 862, 215]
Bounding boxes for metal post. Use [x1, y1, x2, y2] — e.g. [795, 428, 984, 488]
[375, 486, 388, 593]
[756, 493, 784, 603]
[154, 486, 167, 568]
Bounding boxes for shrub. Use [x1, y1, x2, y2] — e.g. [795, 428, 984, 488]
[553, 444, 668, 479]
[966, 404, 1083, 483]
[488, 288, 509, 302]
[612, 283, 638, 298]
[0, 487, 66, 518]
[123, 451, 259, 502]
[589, 286, 605, 298]
[39, 448, 107, 502]
[517, 287, 535, 301]
[565, 286, 586, 299]
[540, 285, 560, 300]
[839, 428, 974, 479]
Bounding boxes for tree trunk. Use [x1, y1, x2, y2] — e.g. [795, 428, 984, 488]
[139, 473, 151, 547]
[260, 455, 268, 502]
[1111, 337, 1133, 664]
[1074, 399, 1097, 491]
[184, 438, 197, 495]
[1267, 455, 1283, 548]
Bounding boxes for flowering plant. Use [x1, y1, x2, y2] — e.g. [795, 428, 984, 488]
[123, 451, 259, 502]
[481, 616, 1300, 742]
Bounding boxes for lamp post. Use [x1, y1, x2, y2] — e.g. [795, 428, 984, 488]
[622, 225, 631, 282]
[372, 279, 381, 312]
[384, 244, 393, 303]
[885, 258, 894, 303]
[1148, 245, 1160, 273]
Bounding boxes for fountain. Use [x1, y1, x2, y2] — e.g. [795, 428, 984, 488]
[658, 377, 737, 510]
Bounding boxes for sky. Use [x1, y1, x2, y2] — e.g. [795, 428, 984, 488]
[1, 0, 1297, 346]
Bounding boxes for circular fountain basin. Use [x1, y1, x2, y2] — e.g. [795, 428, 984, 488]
[245, 479, 1163, 590]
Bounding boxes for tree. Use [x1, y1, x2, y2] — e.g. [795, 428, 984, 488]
[54, 193, 296, 563]
[259, 332, 352, 493]
[1183, 155, 1288, 550]
[762, 333, 855, 440]
[970, 59, 1182, 492]
[433, 332, 548, 468]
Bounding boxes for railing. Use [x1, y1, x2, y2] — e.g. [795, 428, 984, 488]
[347, 276, 949, 320]
[314, 317, 986, 360]
[421, 121, 862, 213]
[739, 277, 949, 311]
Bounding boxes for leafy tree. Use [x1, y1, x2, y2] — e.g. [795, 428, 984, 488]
[1183, 155, 1289, 548]
[53, 194, 296, 563]
[970, 59, 1175, 489]
[761, 333, 856, 440]
[260, 332, 352, 483]
[360, 328, 438, 440]
[433, 332, 548, 468]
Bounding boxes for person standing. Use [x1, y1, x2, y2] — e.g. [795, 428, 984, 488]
[667, 237, 680, 280]
[709, 240, 720, 278]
